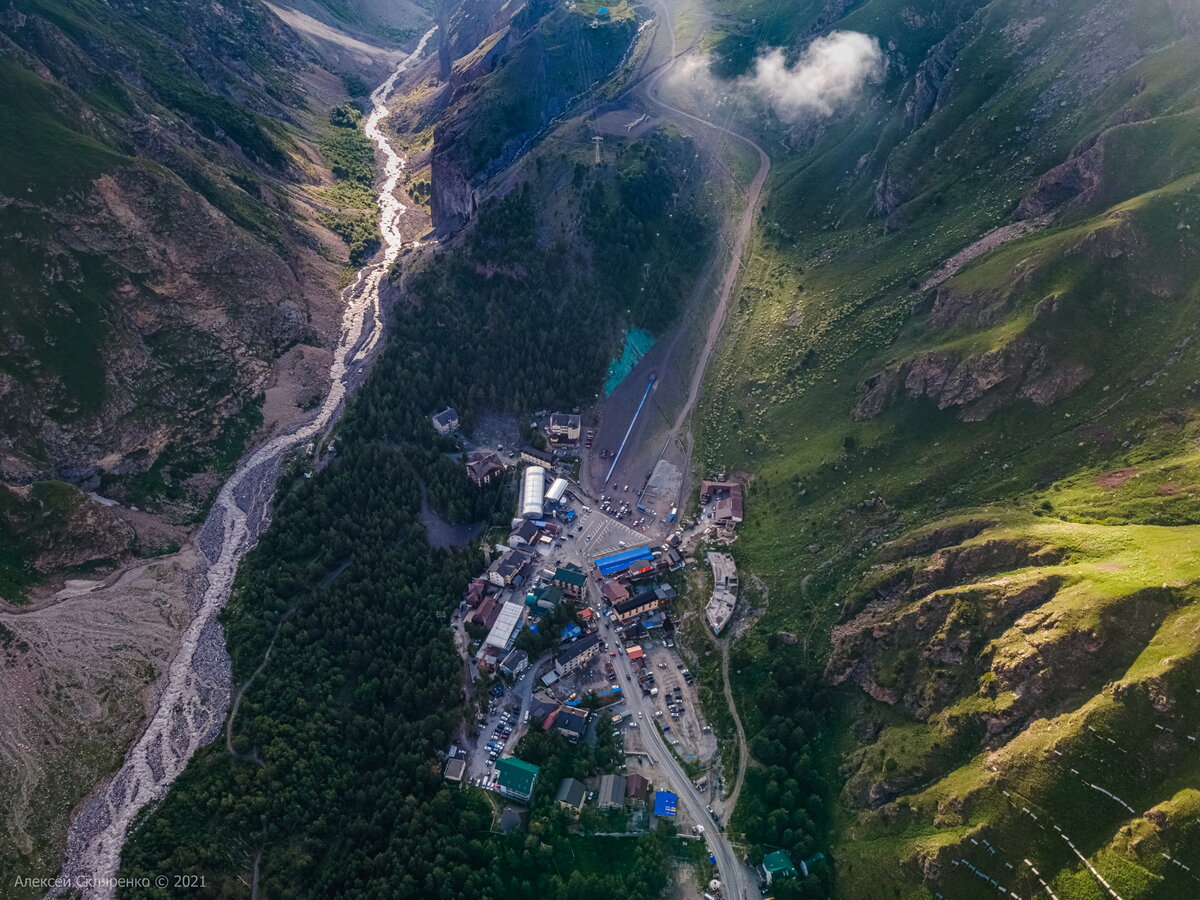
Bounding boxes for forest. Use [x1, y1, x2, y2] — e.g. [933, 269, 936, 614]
[117, 129, 715, 897]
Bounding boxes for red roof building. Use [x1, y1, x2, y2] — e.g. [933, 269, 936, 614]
[600, 580, 630, 605]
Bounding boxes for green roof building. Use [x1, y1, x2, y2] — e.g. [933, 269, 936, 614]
[495, 756, 540, 803]
[552, 564, 587, 597]
[760, 849, 798, 885]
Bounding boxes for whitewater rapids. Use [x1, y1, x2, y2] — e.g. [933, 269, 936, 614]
[50, 26, 437, 899]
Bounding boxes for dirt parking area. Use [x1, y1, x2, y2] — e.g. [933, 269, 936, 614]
[639, 642, 718, 768]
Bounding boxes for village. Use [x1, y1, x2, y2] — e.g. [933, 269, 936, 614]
[426, 406, 808, 898]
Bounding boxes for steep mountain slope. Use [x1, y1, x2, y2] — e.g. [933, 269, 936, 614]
[691, 0, 1200, 896]
[427, 0, 639, 230]
[0, 0, 412, 889]
[0, 0, 372, 593]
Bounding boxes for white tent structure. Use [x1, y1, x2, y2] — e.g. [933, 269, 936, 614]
[521, 466, 545, 518]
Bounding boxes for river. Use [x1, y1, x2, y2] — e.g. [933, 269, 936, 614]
[49, 26, 437, 899]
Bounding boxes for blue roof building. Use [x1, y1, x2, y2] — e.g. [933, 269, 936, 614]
[653, 791, 677, 817]
[595, 546, 653, 576]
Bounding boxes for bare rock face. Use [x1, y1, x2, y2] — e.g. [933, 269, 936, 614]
[1016, 141, 1104, 219]
[854, 337, 1093, 422]
[427, 0, 637, 233]
[430, 129, 482, 232]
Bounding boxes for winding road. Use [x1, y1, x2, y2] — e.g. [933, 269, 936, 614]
[49, 27, 437, 899]
[585, 0, 771, 521]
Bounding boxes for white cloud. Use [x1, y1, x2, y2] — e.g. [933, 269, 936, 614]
[740, 31, 884, 121]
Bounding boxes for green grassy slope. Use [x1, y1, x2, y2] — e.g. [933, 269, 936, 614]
[692, 0, 1200, 896]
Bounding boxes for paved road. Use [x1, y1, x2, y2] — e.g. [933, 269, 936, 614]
[592, 583, 759, 900]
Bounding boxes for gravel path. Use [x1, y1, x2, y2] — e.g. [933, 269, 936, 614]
[49, 27, 437, 899]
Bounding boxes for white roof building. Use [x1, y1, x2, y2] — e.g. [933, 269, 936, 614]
[484, 601, 526, 655]
[521, 465, 545, 518]
[545, 477, 569, 504]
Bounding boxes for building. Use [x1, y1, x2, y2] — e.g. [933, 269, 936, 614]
[464, 578, 487, 608]
[529, 697, 557, 722]
[554, 632, 601, 677]
[444, 758, 466, 782]
[653, 791, 678, 817]
[466, 450, 504, 486]
[487, 549, 531, 587]
[625, 773, 649, 804]
[431, 407, 459, 435]
[595, 546, 653, 578]
[545, 477, 569, 505]
[520, 446, 555, 469]
[509, 519, 540, 547]
[700, 480, 742, 503]
[495, 757, 540, 803]
[500, 648, 528, 678]
[466, 596, 502, 629]
[705, 552, 737, 634]
[760, 849, 799, 885]
[625, 645, 644, 662]
[482, 601, 526, 656]
[702, 480, 744, 528]
[526, 584, 564, 612]
[614, 591, 659, 623]
[554, 708, 588, 742]
[520, 466, 545, 519]
[598, 774, 626, 810]
[600, 580, 629, 605]
[555, 777, 587, 811]
[552, 564, 587, 599]
[547, 412, 581, 443]
[714, 496, 744, 524]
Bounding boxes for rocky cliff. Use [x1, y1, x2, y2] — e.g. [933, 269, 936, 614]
[427, 0, 638, 230]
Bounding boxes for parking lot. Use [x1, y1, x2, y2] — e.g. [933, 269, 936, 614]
[529, 494, 649, 573]
[464, 663, 543, 788]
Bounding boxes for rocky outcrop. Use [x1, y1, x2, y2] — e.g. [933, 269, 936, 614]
[855, 336, 1093, 421]
[1016, 140, 1104, 219]
[829, 536, 1066, 720]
